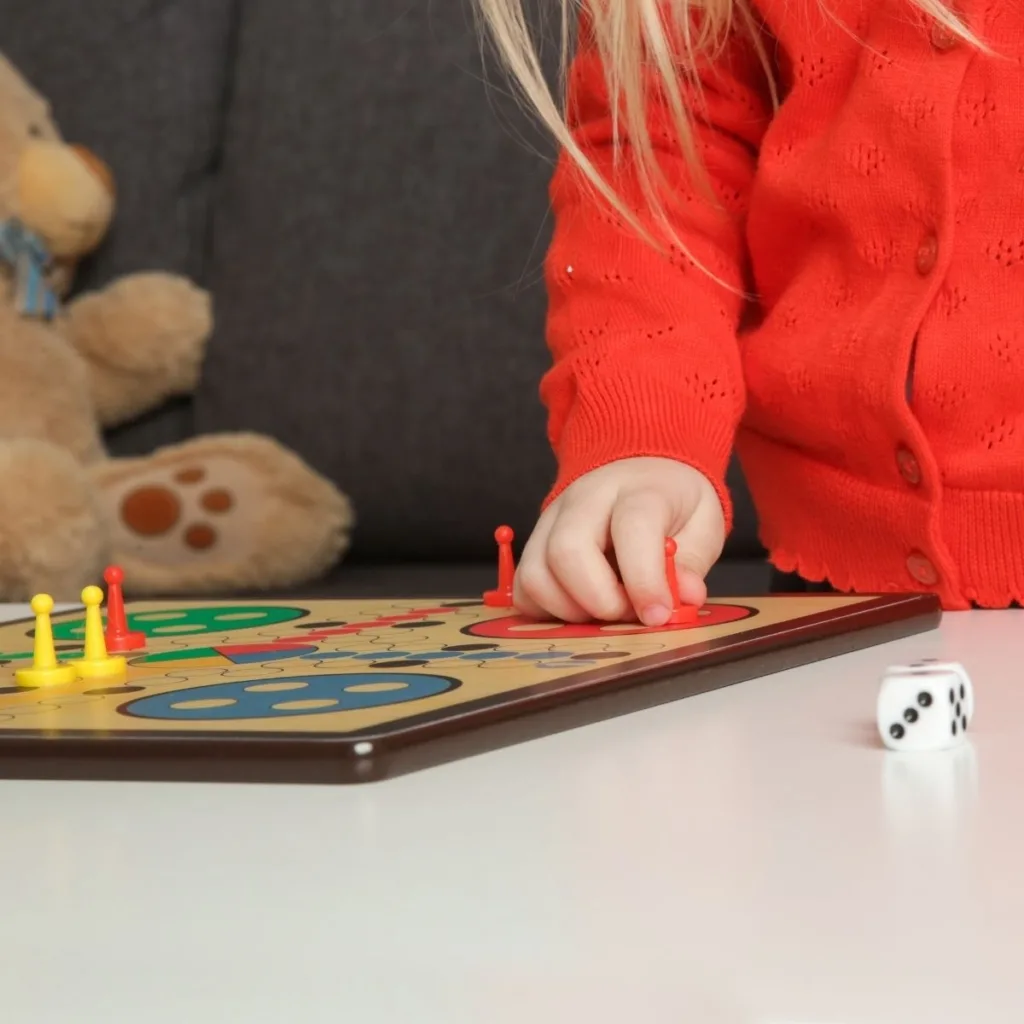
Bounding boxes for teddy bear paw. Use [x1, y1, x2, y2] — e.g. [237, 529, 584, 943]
[91, 433, 354, 594]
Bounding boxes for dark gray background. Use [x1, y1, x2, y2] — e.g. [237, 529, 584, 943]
[3, 0, 764, 590]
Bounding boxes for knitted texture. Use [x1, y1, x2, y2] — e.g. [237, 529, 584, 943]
[543, 0, 1023, 609]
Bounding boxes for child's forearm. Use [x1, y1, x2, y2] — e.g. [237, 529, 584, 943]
[540, 30, 772, 528]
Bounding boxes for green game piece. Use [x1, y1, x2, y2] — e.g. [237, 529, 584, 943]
[51, 605, 308, 642]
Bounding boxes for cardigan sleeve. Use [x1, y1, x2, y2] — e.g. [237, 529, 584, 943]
[540, 21, 773, 528]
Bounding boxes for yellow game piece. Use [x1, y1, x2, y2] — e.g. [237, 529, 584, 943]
[15, 593, 78, 688]
[71, 585, 126, 679]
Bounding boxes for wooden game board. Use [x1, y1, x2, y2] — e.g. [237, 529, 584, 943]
[0, 593, 940, 783]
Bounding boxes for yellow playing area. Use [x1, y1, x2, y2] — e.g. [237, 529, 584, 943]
[0, 594, 877, 736]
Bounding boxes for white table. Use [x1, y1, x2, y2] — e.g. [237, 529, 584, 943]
[0, 601, 1021, 1024]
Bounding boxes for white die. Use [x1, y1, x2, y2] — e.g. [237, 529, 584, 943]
[877, 661, 973, 752]
[885, 660, 974, 722]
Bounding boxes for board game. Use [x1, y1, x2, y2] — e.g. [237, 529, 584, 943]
[0, 590, 939, 783]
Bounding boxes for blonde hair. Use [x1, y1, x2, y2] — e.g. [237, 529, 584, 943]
[473, 0, 977, 275]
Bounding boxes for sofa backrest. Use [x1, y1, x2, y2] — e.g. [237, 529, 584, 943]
[194, 0, 564, 562]
[4, 0, 236, 455]
[6, 0, 762, 564]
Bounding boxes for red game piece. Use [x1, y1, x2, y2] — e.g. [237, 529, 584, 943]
[664, 538, 698, 624]
[483, 525, 516, 607]
[103, 565, 146, 652]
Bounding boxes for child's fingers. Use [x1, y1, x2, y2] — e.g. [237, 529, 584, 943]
[514, 561, 591, 622]
[672, 493, 725, 577]
[673, 564, 708, 609]
[670, 492, 726, 607]
[609, 489, 676, 625]
[544, 507, 632, 621]
[513, 519, 591, 622]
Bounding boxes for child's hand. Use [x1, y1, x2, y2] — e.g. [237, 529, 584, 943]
[514, 457, 726, 626]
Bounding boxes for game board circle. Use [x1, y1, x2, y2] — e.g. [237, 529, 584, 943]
[51, 604, 310, 642]
[119, 672, 459, 721]
[462, 603, 756, 640]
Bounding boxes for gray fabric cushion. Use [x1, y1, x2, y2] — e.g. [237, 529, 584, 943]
[197, 0, 763, 562]
[3, 0, 237, 456]
[197, 0, 559, 561]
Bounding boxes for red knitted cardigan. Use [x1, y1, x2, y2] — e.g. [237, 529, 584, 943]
[541, 0, 1024, 609]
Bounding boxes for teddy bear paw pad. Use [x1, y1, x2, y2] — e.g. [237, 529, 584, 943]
[118, 474, 232, 552]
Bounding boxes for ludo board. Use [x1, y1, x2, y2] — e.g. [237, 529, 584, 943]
[0, 593, 939, 783]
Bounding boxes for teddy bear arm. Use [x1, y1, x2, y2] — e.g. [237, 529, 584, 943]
[76, 357, 181, 428]
[61, 271, 212, 427]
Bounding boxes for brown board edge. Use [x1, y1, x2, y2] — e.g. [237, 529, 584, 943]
[0, 593, 941, 784]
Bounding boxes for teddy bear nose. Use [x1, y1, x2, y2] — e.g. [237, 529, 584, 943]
[69, 144, 114, 197]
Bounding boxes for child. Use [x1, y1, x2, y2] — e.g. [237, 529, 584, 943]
[473, 0, 1020, 619]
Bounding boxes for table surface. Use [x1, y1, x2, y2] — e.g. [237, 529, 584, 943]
[1, 600, 1021, 1024]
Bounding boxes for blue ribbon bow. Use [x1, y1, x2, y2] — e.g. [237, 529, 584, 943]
[0, 218, 57, 319]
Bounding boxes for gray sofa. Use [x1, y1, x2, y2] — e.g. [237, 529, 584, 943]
[6, 0, 768, 598]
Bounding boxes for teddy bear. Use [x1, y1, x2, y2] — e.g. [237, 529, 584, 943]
[0, 53, 354, 602]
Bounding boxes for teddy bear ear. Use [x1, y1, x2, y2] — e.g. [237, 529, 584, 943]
[69, 144, 115, 199]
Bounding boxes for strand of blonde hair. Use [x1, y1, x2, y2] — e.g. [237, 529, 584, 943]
[473, 0, 979, 284]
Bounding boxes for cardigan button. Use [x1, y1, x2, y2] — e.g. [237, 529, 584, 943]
[896, 446, 921, 486]
[916, 233, 939, 275]
[930, 22, 959, 51]
[907, 551, 939, 586]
